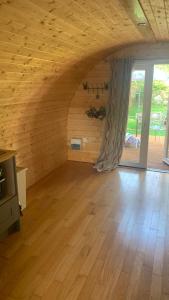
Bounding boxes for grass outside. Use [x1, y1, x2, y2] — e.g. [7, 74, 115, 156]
[127, 102, 167, 137]
[127, 67, 169, 137]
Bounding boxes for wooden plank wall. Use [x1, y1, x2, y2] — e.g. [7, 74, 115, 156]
[0, 0, 110, 187]
[68, 42, 169, 163]
[1, 0, 168, 185]
[0, 52, 97, 187]
[68, 61, 111, 163]
[0, 67, 73, 187]
[0, 0, 145, 187]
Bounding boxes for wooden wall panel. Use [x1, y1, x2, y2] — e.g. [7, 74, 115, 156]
[0, 58, 95, 187]
[68, 42, 169, 163]
[0, 0, 169, 186]
[0, 73, 69, 187]
[68, 61, 111, 163]
[0, 0, 145, 187]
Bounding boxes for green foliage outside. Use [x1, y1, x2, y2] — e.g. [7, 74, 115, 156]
[127, 66, 169, 137]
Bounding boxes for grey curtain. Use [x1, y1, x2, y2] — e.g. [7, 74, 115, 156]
[94, 57, 134, 172]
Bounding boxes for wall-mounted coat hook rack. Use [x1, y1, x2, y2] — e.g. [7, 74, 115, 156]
[82, 81, 109, 99]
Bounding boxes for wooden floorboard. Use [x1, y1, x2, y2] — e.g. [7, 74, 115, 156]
[0, 161, 169, 300]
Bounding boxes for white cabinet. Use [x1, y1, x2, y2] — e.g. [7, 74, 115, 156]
[16, 167, 27, 210]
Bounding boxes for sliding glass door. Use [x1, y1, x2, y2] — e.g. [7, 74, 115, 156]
[120, 62, 154, 168]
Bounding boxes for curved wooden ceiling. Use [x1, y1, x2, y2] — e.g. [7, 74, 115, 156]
[0, 0, 168, 185]
[0, 0, 149, 77]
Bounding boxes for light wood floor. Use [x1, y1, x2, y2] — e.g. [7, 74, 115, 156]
[0, 162, 169, 300]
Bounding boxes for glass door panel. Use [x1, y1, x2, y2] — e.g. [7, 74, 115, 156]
[147, 64, 169, 170]
[121, 69, 145, 165]
[120, 62, 154, 168]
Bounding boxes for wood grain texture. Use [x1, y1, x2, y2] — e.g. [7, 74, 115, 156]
[68, 60, 110, 163]
[0, 0, 169, 185]
[68, 42, 169, 163]
[139, 0, 169, 40]
[0, 0, 146, 186]
[0, 161, 169, 299]
[0, 149, 16, 163]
